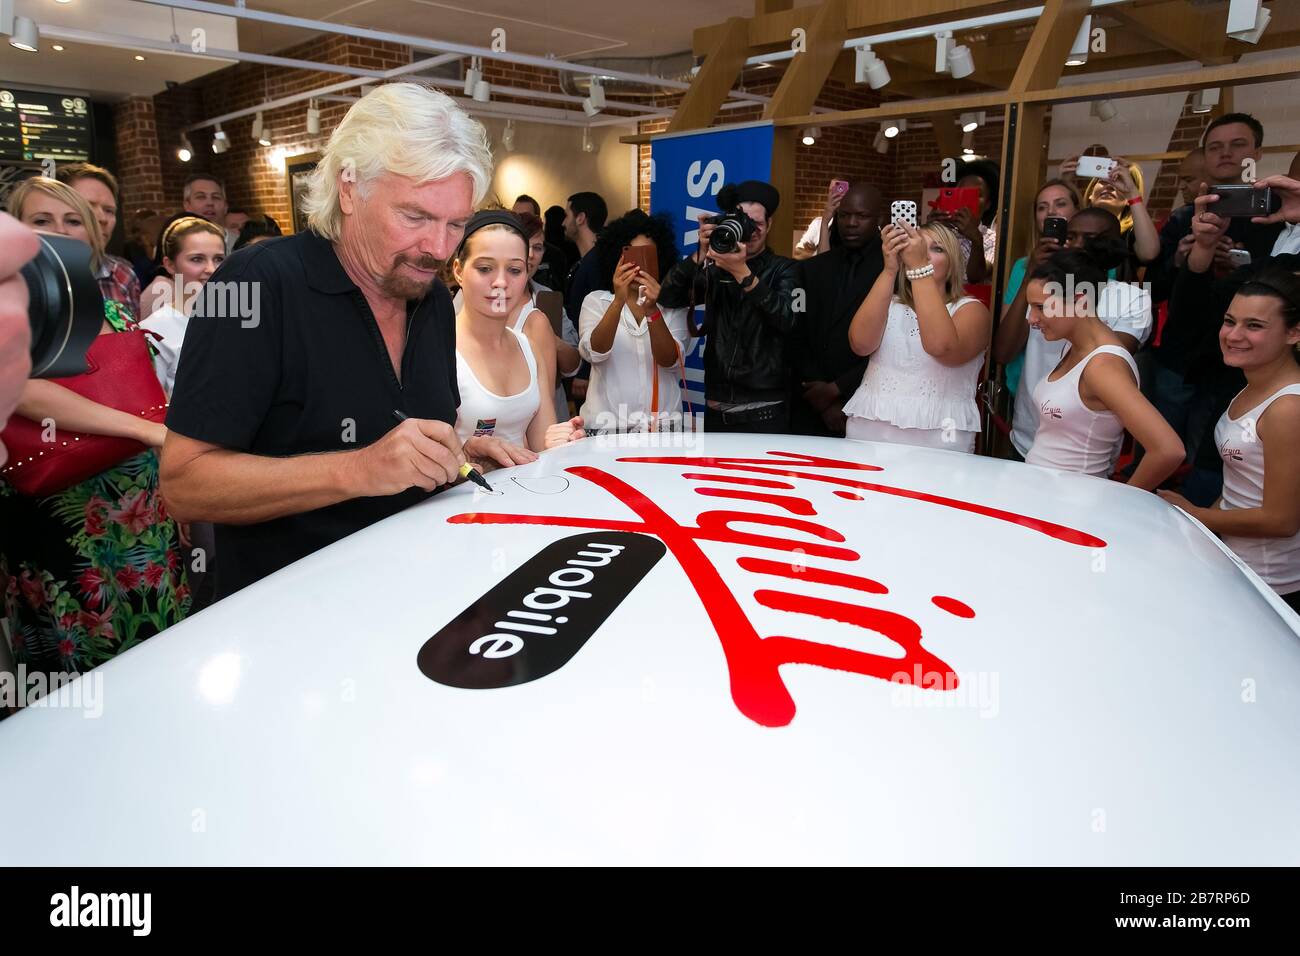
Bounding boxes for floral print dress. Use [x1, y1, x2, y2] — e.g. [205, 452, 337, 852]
[1, 300, 190, 677]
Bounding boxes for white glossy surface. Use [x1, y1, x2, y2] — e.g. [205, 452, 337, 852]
[2, 433, 1298, 865]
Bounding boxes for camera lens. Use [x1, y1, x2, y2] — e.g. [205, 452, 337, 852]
[23, 233, 104, 379]
[711, 221, 740, 254]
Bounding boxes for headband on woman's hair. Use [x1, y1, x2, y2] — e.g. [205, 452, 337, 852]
[455, 210, 529, 260]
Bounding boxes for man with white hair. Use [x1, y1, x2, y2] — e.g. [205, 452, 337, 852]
[160, 84, 529, 599]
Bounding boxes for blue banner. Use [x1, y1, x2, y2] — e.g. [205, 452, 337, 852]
[649, 123, 775, 427]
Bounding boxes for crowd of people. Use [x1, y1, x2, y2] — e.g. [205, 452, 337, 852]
[2, 83, 1299, 696]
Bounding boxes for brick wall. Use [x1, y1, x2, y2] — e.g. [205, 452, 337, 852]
[149, 35, 408, 229]
[1147, 92, 1214, 220]
[112, 96, 165, 215]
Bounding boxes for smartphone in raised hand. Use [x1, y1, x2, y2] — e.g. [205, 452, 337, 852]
[890, 200, 918, 229]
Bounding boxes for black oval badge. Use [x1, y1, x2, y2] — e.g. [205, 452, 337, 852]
[417, 531, 666, 689]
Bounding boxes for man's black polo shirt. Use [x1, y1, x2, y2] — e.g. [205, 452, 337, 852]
[166, 230, 459, 598]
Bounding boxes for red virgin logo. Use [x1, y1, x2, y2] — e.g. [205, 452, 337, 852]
[447, 451, 1104, 727]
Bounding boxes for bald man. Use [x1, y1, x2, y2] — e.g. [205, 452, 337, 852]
[789, 183, 886, 437]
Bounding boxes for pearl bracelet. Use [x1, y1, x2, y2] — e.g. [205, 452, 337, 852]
[905, 263, 936, 280]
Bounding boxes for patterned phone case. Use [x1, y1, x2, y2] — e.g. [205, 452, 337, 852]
[891, 200, 917, 229]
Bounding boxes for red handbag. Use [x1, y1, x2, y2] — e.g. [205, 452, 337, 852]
[0, 327, 168, 497]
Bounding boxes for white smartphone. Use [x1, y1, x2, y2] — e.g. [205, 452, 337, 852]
[1228, 248, 1252, 266]
[890, 200, 917, 229]
[1076, 155, 1117, 179]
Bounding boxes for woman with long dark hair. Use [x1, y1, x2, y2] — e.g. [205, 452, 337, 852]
[1022, 244, 1182, 487]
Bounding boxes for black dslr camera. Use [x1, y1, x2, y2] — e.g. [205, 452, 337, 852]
[704, 208, 757, 255]
[23, 233, 103, 379]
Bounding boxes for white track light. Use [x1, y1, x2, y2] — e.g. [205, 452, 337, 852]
[854, 46, 891, 89]
[211, 124, 229, 153]
[9, 15, 38, 53]
[947, 44, 974, 79]
[1227, 0, 1270, 44]
[306, 101, 321, 135]
[1067, 15, 1091, 66]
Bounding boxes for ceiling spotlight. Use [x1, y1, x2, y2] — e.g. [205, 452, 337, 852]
[463, 57, 482, 97]
[854, 45, 891, 89]
[934, 31, 953, 73]
[472, 79, 490, 103]
[211, 124, 229, 153]
[252, 111, 271, 147]
[1190, 88, 1220, 114]
[883, 118, 907, 139]
[1066, 15, 1091, 66]
[134, 54, 146, 62]
[959, 111, 984, 133]
[801, 126, 820, 146]
[873, 129, 888, 154]
[502, 119, 515, 152]
[961, 130, 975, 155]
[306, 101, 321, 135]
[52, 44, 64, 52]
[587, 78, 606, 111]
[1090, 99, 1118, 122]
[947, 44, 975, 79]
[177, 135, 193, 163]
[9, 16, 38, 53]
[581, 127, 595, 153]
[1227, 0, 1271, 44]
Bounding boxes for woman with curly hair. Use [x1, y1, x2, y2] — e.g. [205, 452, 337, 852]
[553, 209, 689, 438]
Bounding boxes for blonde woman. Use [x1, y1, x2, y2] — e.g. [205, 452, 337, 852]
[1080, 158, 1160, 274]
[140, 216, 226, 395]
[844, 221, 991, 452]
[3, 178, 189, 680]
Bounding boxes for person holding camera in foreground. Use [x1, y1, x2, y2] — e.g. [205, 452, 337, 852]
[656, 180, 798, 433]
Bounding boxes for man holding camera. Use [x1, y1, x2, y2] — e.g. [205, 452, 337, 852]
[658, 180, 798, 433]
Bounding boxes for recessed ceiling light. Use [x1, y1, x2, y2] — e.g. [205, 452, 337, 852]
[135, 54, 146, 62]
[52, 44, 65, 52]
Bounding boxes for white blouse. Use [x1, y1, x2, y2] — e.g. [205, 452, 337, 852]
[578, 290, 691, 433]
[843, 296, 984, 434]
[139, 302, 188, 396]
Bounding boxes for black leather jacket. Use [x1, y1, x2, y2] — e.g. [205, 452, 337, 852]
[659, 248, 799, 402]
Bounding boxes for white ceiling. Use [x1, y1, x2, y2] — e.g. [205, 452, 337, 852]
[0, 0, 758, 101]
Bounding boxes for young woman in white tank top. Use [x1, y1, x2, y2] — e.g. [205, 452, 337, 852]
[450, 214, 563, 453]
[1160, 271, 1300, 612]
[1021, 245, 1183, 489]
[844, 220, 991, 453]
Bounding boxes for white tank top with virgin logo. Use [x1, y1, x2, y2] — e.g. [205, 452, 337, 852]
[1216, 383, 1300, 594]
[454, 324, 540, 448]
[1025, 344, 1138, 479]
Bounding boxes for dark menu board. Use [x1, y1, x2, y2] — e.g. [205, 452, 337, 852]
[0, 88, 92, 163]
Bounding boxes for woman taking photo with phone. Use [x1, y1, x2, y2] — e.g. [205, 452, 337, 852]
[992, 178, 1081, 396]
[2, 177, 190, 683]
[1080, 158, 1160, 278]
[566, 209, 688, 435]
[843, 220, 990, 453]
[1022, 243, 1183, 487]
[1159, 267, 1300, 613]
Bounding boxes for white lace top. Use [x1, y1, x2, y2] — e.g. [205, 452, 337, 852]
[843, 296, 984, 433]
